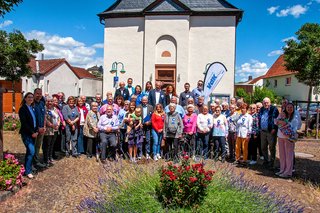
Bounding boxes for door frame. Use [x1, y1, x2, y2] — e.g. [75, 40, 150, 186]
[155, 64, 176, 89]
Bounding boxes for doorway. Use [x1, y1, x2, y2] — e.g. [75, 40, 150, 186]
[155, 65, 176, 89]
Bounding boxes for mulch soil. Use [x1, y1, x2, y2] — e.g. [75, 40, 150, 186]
[1, 131, 319, 212]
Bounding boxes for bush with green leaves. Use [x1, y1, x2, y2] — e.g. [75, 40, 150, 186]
[3, 113, 21, 131]
[155, 155, 215, 208]
[0, 154, 25, 191]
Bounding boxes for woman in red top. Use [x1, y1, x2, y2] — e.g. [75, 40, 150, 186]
[151, 103, 165, 161]
[77, 97, 88, 154]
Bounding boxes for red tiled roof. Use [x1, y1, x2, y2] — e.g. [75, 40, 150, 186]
[71, 66, 97, 79]
[28, 58, 66, 75]
[28, 58, 97, 79]
[249, 75, 265, 84]
[263, 55, 295, 78]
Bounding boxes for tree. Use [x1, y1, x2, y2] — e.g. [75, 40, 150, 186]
[0, 30, 44, 80]
[0, 30, 44, 160]
[283, 23, 320, 134]
[0, 0, 23, 17]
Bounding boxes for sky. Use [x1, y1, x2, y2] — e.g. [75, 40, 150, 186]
[0, 0, 319, 83]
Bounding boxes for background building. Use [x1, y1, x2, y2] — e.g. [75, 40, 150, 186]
[263, 55, 317, 102]
[22, 58, 102, 98]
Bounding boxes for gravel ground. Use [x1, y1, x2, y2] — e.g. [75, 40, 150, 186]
[1, 131, 319, 212]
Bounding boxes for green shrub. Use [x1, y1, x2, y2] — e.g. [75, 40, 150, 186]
[0, 154, 25, 191]
[3, 113, 21, 131]
[155, 155, 214, 208]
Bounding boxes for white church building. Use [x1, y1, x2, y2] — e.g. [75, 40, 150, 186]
[98, 0, 243, 99]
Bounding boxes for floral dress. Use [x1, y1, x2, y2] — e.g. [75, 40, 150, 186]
[128, 114, 144, 146]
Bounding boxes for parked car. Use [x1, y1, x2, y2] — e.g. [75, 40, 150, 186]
[299, 103, 319, 120]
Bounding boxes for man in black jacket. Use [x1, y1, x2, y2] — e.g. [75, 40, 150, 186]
[114, 81, 130, 101]
[148, 81, 166, 108]
[258, 97, 279, 168]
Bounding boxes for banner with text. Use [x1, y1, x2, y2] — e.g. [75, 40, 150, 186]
[203, 62, 227, 102]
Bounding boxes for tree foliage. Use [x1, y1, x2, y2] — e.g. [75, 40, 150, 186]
[0, 0, 22, 17]
[0, 30, 44, 81]
[283, 23, 320, 87]
[236, 87, 277, 104]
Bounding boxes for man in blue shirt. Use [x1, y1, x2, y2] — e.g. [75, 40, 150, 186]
[192, 80, 204, 105]
[165, 96, 185, 118]
[33, 88, 46, 168]
[258, 97, 279, 168]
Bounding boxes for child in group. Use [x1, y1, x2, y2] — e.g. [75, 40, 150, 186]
[127, 107, 143, 162]
[276, 112, 297, 142]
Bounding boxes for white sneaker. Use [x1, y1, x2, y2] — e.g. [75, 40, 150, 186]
[157, 154, 161, 159]
[259, 156, 264, 160]
[249, 160, 257, 165]
[137, 156, 141, 160]
[146, 154, 150, 160]
[275, 171, 283, 176]
[154, 155, 158, 161]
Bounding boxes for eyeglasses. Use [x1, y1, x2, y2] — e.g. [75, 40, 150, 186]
[215, 110, 221, 112]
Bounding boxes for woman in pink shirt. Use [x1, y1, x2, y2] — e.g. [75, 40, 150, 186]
[183, 104, 197, 156]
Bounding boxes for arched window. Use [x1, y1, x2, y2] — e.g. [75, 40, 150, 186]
[161, 51, 171, 57]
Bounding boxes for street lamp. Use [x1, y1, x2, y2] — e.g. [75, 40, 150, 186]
[110, 62, 126, 88]
[203, 63, 211, 75]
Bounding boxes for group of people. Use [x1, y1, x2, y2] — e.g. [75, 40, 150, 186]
[19, 78, 301, 179]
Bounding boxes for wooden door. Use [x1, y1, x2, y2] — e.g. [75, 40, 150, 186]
[155, 65, 176, 89]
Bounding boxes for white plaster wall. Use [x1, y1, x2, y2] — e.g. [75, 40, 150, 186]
[156, 36, 177, 64]
[189, 16, 236, 97]
[79, 78, 102, 97]
[103, 17, 145, 98]
[43, 63, 79, 98]
[264, 75, 316, 101]
[144, 15, 190, 93]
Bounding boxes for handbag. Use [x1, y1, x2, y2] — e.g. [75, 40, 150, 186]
[161, 138, 166, 147]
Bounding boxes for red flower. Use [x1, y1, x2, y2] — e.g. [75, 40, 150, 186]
[189, 177, 198, 183]
[185, 166, 190, 171]
[183, 155, 189, 160]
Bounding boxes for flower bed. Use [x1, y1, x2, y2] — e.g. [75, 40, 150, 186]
[3, 114, 21, 131]
[78, 159, 303, 212]
[156, 155, 214, 208]
[0, 154, 25, 191]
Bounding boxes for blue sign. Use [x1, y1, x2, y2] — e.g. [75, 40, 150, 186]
[114, 76, 119, 82]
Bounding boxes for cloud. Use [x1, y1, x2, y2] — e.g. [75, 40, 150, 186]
[267, 6, 279, 14]
[0, 20, 13, 28]
[92, 43, 104, 49]
[281, 36, 297, 42]
[268, 50, 283, 57]
[25, 30, 102, 68]
[276, 5, 308, 18]
[236, 60, 268, 82]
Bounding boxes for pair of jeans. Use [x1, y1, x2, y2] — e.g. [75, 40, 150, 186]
[227, 132, 236, 160]
[65, 125, 78, 155]
[212, 136, 226, 159]
[196, 132, 210, 158]
[152, 129, 163, 156]
[21, 134, 35, 175]
[77, 125, 85, 154]
[248, 134, 258, 161]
